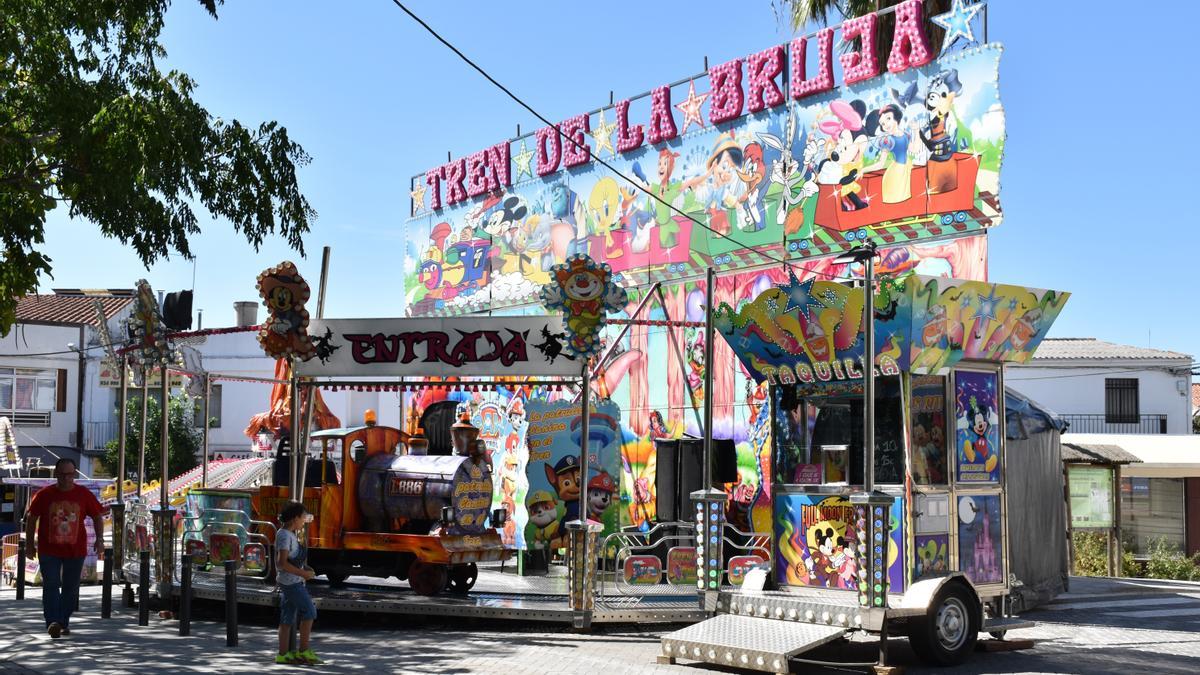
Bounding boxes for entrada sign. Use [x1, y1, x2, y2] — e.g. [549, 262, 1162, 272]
[295, 316, 582, 378]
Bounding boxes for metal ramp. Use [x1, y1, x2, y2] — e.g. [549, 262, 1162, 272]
[660, 614, 848, 674]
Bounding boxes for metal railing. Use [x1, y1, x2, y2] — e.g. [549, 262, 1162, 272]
[0, 411, 51, 427]
[180, 507, 275, 580]
[83, 420, 120, 452]
[1061, 413, 1168, 435]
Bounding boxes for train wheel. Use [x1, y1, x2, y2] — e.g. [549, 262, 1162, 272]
[324, 571, 349, 587]
[408, 560, 447, 596]
[445, 563, 478, 594]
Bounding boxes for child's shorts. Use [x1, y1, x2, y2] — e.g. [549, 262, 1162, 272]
[279, 582, 317, 625]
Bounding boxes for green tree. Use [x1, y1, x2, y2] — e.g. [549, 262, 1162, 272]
[103, 391, 206, 485]
[0, 0, 314, 336]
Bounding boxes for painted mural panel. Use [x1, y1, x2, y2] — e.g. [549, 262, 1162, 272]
[957, 493, 1003, 586]
[913, 533, 949, 582]
[954, 370, 1000, 483]
[910, 375, 949, 484]
[523, 399, 623, 549]
[717, 273, 1068, 386]
[404, 44, 1004, 318]
[774, 493, 904, 592]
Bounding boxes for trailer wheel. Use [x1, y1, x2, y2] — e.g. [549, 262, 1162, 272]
[408, 560, 447, 596]
[445, 563, 478, 594]
[907, 582, 979, 667]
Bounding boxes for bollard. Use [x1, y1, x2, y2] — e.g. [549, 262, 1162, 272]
[224, 560, 238, 647]
[123, 582, 135, 609]
[16, 536, 26, 601]
[178, 554, 193, 636]
[102, 547, 114, 619]
[138, 551, 150, 626]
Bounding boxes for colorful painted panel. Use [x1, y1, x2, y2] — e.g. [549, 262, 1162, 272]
[523, 399, 622, 549]
[471, 395, 530, 549]
[911, 375, 949, 484]
[623, 555, 663, 585]
[954, 370, 1000, 483]
[717, 274, 1068, 386]
[773, 493, 904, 592]
[405, 45, 1004, 318]
[957, 493, 1003, 586]
[913, 533, 949, 582]
[666, 546, 699, 585]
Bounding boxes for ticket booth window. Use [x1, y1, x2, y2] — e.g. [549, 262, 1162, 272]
[775, 375, 904, 486]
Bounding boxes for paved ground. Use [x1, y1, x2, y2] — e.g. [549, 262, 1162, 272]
[1, 576, 1198, 674]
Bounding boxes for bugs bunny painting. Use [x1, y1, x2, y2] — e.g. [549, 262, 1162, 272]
[756, 106, 820, 236]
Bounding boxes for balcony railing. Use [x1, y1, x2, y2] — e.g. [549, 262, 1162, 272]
[83, 420, 119, 452]
[1061, 414, 1168, 435]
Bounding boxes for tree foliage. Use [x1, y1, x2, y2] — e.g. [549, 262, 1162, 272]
[103, 391, 205, 484]
[0, 0, 314, 335]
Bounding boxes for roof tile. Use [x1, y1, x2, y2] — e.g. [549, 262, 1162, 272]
[1033, 338, 1191, 361]
[15, 294, 135, 328]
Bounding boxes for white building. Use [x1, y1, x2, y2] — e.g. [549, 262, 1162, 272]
[1008, 337, 1199, 558]
[1007, 338, 1193, 435]
[2, 290, 136, 479]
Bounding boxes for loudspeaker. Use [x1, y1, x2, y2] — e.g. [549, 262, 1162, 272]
[654, 439, 679, 522]
[713, 438, 738, 484]
[677, 436, 704, 502]
[162, 290, 193, 331]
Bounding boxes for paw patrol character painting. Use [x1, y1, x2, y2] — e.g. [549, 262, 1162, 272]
[524, 491, 561, 549]
[545, 455, 582, 532]
[586, 471, 615, 522]
[540, 254, 628, 359]
[256, 261, 316, 361]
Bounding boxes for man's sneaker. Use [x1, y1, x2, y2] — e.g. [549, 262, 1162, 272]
[275, 651, 300, 665]
[296, 649, 323, 665]
[47, 622, 62, 639]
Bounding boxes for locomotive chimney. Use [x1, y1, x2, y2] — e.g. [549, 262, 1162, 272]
[408, 428, 428, 456]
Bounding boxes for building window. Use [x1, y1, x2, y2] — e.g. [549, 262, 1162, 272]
[0, 367, 61, 415]
[194, 384, 222, 429]
[1105, 378, 1139, 424]
[1120, 477, 1185, 556]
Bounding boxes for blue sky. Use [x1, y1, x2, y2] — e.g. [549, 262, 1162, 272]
[37, 0, 1200, 361]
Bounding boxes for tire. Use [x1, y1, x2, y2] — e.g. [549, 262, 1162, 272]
[445, 563, 478, 594]
[988, 631, 1007, 640]
[324, 571, 349, 587]
[408, 560, 447, 596]
[907, 582, 980, 667]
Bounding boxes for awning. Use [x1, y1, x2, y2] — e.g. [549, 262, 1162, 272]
[1061, 443, 1141, 465]
[715, 273, 1070, 387]
[1061, 433, 1200, 477]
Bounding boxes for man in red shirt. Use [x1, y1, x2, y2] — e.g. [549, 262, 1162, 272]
[24, 457, 105, 638]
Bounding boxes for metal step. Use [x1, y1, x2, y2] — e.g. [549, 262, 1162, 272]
[661, 614, 848, 674]
[720, 589, 873, 629]
[982, 616, 1035, 633]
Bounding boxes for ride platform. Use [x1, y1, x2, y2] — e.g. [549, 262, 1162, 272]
[175, 562, 706, 624]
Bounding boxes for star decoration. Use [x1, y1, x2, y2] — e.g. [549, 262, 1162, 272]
[410, 182, 427, 216]
[782, 277, 818, 318]
[674, 80, 709, 134]
[931, 0, 984, 53]
[590, 109, 618, 158]
[1008, 298, 1018, 311]
[960, 293, 973, 309]
[976, 289, 1001, 324]
[512, 139, 535, 180]
[765, 296, 779, 316]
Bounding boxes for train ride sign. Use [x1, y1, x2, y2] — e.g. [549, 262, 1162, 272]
[295, 316, 582, 378]
[406, 0, 1006, 317]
